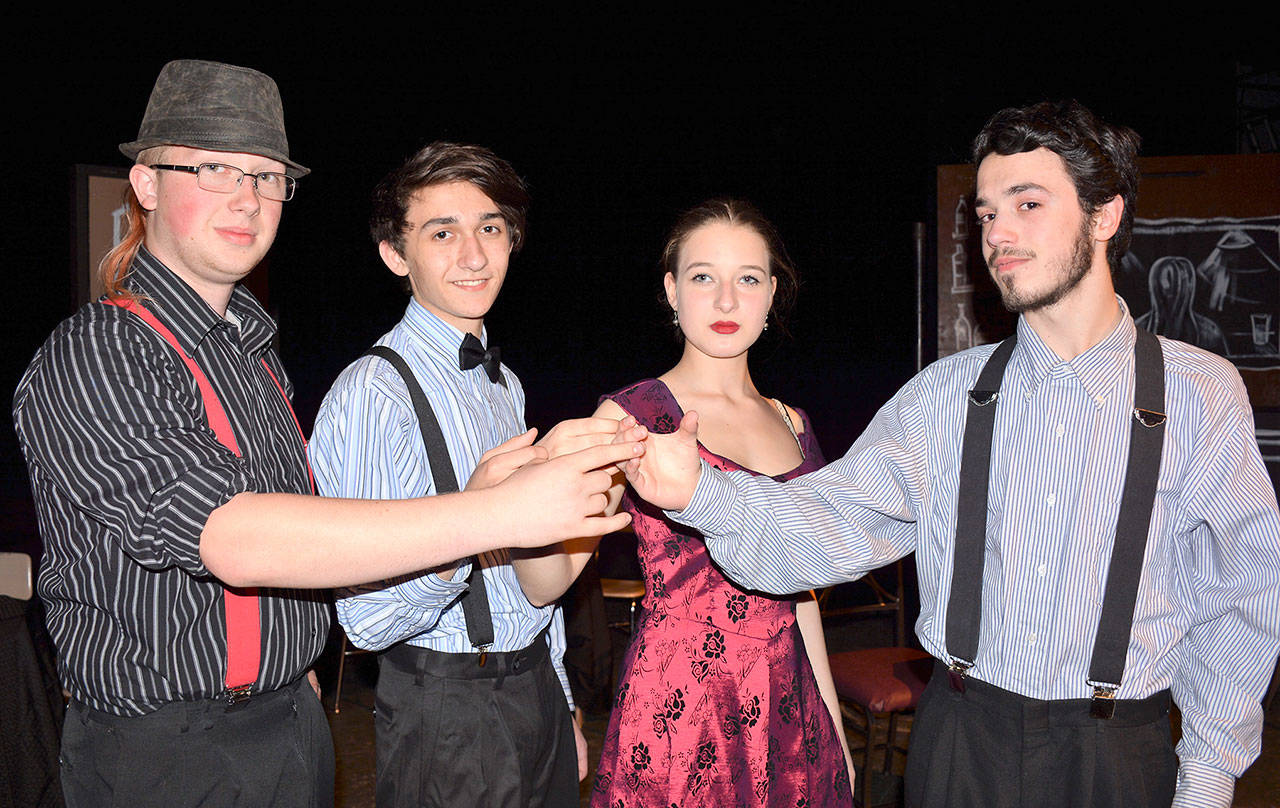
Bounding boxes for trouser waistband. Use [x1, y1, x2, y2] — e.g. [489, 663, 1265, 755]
[74, 676, 309, 727]
[933, 662, 1171, 727]
[382, 625, 550, 681]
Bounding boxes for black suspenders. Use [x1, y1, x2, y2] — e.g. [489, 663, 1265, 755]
[364, 346, 496, 655]
[944, 329, 1166, 718]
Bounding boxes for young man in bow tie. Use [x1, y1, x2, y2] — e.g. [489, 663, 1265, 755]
[310, 142, 607, 807]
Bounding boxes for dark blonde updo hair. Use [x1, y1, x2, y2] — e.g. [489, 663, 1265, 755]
[660, 198, 799, 337]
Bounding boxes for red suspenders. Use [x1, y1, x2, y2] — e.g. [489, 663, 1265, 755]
[106, 298, 314, 702]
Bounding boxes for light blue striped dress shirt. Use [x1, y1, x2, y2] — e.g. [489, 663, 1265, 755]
[309, 300, 572, 708]
[674, 301, 1280, 808]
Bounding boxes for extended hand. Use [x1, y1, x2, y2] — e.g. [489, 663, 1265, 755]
[496, 441, 641, 547]
[537, 415, 636, 458]
[620, 411, 701, 511]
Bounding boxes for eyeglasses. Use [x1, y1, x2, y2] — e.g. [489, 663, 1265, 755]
[149, 162, 297, 202]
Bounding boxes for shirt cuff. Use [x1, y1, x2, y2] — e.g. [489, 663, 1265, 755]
[665, 460, 734, 531]
[1171, 761, 1235, 808]
[394, 560, 472, 605]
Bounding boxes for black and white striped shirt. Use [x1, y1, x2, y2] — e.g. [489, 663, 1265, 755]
[13, 248, 328, 716]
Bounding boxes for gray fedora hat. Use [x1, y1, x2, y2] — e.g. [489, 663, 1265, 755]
[119, 59, 309, 178]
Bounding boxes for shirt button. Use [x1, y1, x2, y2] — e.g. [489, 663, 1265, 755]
[1028, 633, 1037, 645]
[1055, 423, 1065, 437]
[1037, 564, 1047, 577]
[1095, 394, 1106, 405]
[1046, 492, 1056, 506]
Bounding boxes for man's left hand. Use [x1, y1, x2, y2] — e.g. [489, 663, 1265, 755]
[538, 416, 634, 459]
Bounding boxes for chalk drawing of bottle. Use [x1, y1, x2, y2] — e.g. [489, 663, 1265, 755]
[952, 196, 969, 241]
[955, 301, 973, 352]
[111, 204, 128, 247]
[950, 198, 973, 294]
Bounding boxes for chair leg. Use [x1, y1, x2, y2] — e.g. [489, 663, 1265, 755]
[333, 637, 347, 714]
[861, 704, 875, 808]
[884, 712, 899, 774]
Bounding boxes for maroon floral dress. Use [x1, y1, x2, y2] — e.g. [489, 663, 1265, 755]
[590, 379, 853, 808]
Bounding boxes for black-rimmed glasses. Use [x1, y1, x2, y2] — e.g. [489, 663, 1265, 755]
[150, 162, 297, 202]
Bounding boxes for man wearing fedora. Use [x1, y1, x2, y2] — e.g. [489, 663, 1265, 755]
[13, 59, 638, 807]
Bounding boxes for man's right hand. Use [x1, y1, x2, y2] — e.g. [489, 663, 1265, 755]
[620, 411, 701, 511]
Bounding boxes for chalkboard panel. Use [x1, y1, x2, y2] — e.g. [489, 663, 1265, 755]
[937, 153, 1280, 406]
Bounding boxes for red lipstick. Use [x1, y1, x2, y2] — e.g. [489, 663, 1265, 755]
[711, 321, 739, 334]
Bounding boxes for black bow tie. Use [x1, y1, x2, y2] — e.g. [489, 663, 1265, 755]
[459, 333, 503, 384]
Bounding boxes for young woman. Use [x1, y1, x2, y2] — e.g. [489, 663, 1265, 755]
[515, 198, 855, 806]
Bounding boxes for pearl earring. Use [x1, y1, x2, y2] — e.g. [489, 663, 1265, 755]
[672, 310, 679, 325]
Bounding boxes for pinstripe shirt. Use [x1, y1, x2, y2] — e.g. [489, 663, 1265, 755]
[309, 301, 573, 707]
[675, 303, 1280, 807]
[12, 249, 327, 716]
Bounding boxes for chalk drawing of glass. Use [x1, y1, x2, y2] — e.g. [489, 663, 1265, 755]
[1252, 313, 1274, 347]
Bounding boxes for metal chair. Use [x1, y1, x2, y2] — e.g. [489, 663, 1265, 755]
[599, 577, 645, 634]
[825, 559, 932, 807]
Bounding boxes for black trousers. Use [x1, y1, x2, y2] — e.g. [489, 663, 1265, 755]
[905, 664, 1176, 808]
[376, 635, 577, 808]
[60, 677, 334, 808]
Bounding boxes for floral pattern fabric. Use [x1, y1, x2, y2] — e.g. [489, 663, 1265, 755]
[590, 379, 854, 808]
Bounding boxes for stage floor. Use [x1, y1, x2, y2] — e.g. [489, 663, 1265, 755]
[322, 611, 1280, 807]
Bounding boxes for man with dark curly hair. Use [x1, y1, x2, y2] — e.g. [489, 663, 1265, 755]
[621, 100, 1280, 808]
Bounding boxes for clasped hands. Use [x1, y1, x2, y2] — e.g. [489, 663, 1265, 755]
[461, 412, 702, 548]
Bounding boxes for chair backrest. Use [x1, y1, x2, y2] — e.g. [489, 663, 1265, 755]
[0, 551, 33, 600]
[817, 558, 914, 646]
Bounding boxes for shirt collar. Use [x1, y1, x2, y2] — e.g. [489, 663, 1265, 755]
[126, 247, 278, 357]
[399, 299, 491, 373]
[1012, 296, 1136, 406]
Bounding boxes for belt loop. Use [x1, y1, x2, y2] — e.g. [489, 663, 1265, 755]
[414, 651, 427, 687]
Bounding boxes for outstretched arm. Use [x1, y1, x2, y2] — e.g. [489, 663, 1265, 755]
[512, 400, 634, 606]
[201, 439, 641, 588]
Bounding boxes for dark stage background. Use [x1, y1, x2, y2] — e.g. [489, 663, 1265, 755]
[2, 17, 1269, 556]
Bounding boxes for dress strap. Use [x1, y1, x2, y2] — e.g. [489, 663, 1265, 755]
[771, 398, 804, 456]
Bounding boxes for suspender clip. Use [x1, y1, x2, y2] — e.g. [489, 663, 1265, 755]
[946, 659, 973, 693]
[476, 645, 491, 668]
[967, 390, 999, 407]
[1133, 408, 1166, 428]
[223, 684, 253, 706]
[1090, 684, 1118, 719]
